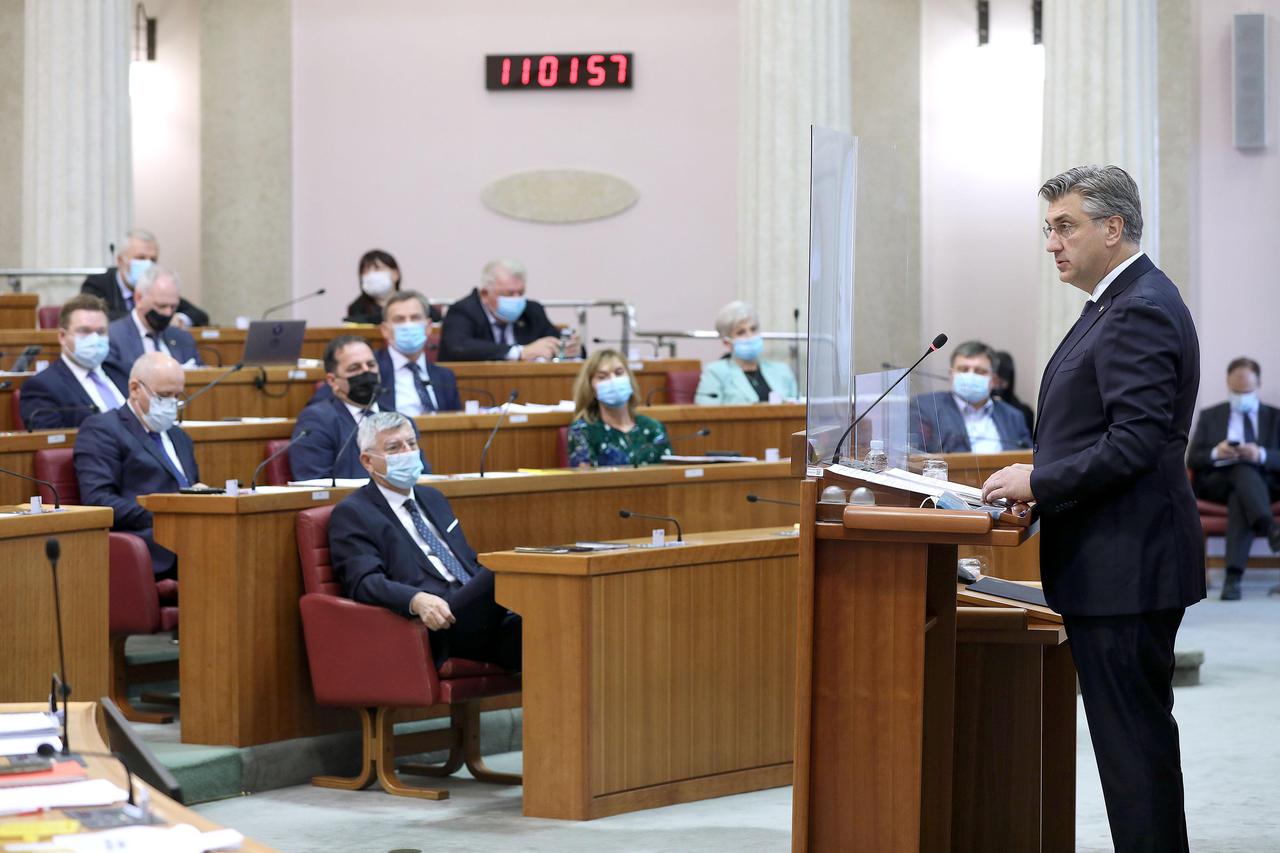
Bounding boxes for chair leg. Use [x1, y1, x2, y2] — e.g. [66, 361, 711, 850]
[372, 707, 450, 800]
[396, 731, 465, 779]
[459, 700, 521, 785]
[312, 707, 377, 791]
[109, 636, 174, 725]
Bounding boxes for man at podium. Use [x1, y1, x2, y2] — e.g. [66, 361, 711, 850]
[984, 165, 1203, 853]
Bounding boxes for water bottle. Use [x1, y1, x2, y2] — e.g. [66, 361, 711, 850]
[864, 439, 888, 473]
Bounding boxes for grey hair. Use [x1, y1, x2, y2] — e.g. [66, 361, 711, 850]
[950, 339, 996, 368]
[714, 300, 759, 339]
[118, 228, 158, 254]
[480, 258, 526, 289]
[357, 410, 412, 454]
[1039, 165, 1143, 245]
[134, 263, 180, 298]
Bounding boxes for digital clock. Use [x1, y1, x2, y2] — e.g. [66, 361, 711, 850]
[485, 53, 633, 91]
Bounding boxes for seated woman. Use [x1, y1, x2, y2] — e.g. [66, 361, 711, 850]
[695, 300, 799, 404]
[568, 350, 670, 467]
[344, 250, 444, 325]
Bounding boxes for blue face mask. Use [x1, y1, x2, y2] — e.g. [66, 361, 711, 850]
[595, 375, 633, 408]
[392, 321, 427, 355]
[952, 371, 991, 405]
[377, 450, 424, 490]
[1230, 392, 1259, 414]
[141, 387, 178, 433]
[72, 332, 109, 370]
[127, 258, 153, 285]
[732, 335, 764, 363]
[495, 295, 526, 323]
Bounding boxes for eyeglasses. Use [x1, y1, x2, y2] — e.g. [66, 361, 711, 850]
[1041, 216, 1108, 240]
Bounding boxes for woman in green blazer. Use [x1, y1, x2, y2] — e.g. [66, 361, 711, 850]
[695, 301, 799, 405]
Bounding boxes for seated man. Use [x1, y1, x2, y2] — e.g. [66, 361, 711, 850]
[290, 335, 430, 481]
[1188, 357, 1280, 600]
[81, 228, 208, 327]
[105, 264, 202, 375]
[438, 258, 582, 361]
[19, 294, 127, 430]
[909, 340, 1032, 453]
[74, 352, 201, 577]
[329, 411, 520, 670]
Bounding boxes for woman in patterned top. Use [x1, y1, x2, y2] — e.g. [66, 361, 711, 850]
[567, 350, 670, 467]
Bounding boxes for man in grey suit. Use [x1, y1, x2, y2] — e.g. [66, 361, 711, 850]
[1188, 357, 1280, 599]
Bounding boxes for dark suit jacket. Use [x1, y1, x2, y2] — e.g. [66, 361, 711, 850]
[307, 348, 461, 413]
[82, 268, 209, 327]
[73, 405, 200, 574]
[438, 288, 571, 361]
[289, 395, 431, 481]
[105, 313, 202, 376]
[18, 358, 128, 430]
[1030, 255, 1204, 616]
[1187, 402, 1280, 481]
[909, 390, 1032, 453]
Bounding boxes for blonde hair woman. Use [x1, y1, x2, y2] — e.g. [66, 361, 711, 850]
[567, 349, 669, 467]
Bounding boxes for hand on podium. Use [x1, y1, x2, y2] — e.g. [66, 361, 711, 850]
[982, 462, 1034, 512]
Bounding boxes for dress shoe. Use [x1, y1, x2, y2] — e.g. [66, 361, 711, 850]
[1220, 571, 1243, 601]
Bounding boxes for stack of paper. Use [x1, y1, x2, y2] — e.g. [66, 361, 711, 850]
[0, 713, 61, 757]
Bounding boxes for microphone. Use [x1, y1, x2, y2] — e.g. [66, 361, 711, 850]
[12, 344, 44, 372]
[262, 287, 326, 319]
[746, 493, 801, 508]
[251, 429, 309, 490]
[45, 538, 71, 754]
[670, 428, 711, 442]
[331, 382, 383, 487]
[0, 466, 62, 508]
[830, 333, 948, 464]
[619, 508, 683, 543]
[36, 743, 136, 807]
[456, 386, 498, 407]
[478, 390, 520, 478]
[643, 387, 666, 405]
[792, 307, 802, 384]
[25, 405, 98, 430]
[177, 361, 244, 420]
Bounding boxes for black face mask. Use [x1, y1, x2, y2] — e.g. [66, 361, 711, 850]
[345, 371, 379, 406]
[145, 309, 172, 333]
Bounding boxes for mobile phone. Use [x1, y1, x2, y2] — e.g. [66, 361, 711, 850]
[1228, 440, 1241, 447]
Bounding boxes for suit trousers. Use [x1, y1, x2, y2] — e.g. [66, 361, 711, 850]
[1063, 609, 1189, 853]
[1195, 464, 1279, 570]
[438, 568, 522, 671]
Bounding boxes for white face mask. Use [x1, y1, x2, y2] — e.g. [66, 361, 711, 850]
[361, 270, 394, 299]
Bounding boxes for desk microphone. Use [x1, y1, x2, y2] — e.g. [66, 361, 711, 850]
[12, 345, 44, 372]
[830, 333, 947, 463]
[619, 508, 683, 543]
[36, 743, 136, 807]
[478, 390, 519, 477]
[456, 386, 497, 407]
[331, 382, 383, 487]
[177, 361, 244, 420]
[251, 429, 309, 490]
[0, 466, 62, 508]
[263, 288, 327, 319]
[45, 538, 71, 754]
[630, 427, 712, 468]
[25, 405, 97, 430]
[746, 493, 800, 508]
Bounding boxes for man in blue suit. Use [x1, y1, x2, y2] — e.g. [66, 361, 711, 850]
[289, 335, 430, 481]
[375, 291, 461, 414]
[908, 340, 1032, 453]
[104, 264, 202, 376]
[329, 411, 520, 669]
[984, 165, 1202, 853]
[18, 294, 128, 430]
[74, 352, 203, 577]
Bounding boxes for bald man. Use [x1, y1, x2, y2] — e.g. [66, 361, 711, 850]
[74, 352, 203, 577]
[105, 264, 203, 376]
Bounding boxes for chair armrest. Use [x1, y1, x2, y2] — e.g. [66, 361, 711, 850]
[298, 593, 442, 708]
[108, 532, 160, 636]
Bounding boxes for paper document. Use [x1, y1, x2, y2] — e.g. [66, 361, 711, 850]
[5, 823, 245, 852]
[828, 464, 989, 506]
[660, 455, 759, 464]
[0, 779, 127, 816]
[0, 735, 62, 758]
[0, 713, 58, 737]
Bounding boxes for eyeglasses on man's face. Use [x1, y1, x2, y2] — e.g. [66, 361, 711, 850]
[1041, 216, 1108, 240]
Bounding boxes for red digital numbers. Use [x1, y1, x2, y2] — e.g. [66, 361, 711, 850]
[486, 53, 633, 91]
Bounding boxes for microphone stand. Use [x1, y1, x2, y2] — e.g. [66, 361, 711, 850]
[478, 390, 520, 477]
[0, 466, 63, 508]
[250, 429, 309, 490]
[177, 362, 244, 422]
[330, 384, 382, 488]
[262, 288, 327, 319]
[45, 538, 70, 754]
[618, 508, 683, 542]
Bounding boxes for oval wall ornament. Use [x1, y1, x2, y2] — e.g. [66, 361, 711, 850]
[481, 169, 639, 224]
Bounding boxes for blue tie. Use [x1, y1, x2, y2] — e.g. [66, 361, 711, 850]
[403, 498, 470, 583]
[406, 361, 437, 412]
[86, 371, 121, 410]
[145, 431, 191, 488]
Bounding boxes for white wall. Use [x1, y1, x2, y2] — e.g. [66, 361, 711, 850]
[290, 0, 738, 362]
[921, 0, 1045, 396]
[1194, 1, 1280, 408]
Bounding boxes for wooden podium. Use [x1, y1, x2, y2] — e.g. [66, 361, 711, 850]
[791, 471, 1033, 852]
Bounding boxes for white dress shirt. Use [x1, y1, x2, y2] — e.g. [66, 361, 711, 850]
[481, 303, 522, 361]
[953, 394, 1003, 454]
[132, 310, 169, 356]
[128, 400, 190, 481]
[1089, 250, 1144, 303]
[61, 353, 125, 411]
[388, 347, 439, 415]
[374, 482, 458, 583]
[342, 399, 379, 421]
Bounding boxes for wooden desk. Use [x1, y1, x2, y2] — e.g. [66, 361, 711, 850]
[176, 366, 324, 421]
[0, 330, 58, 370]
[141, 461, 797, 747]
[0, 293, 38, 329]
[441, 358, 700, 406]
[939, 450, 1040, 581]
[4, 702, 278, 851]
[191, 325, 383, 366]
[0, 372, 33, 431]
[484, 527, 798, 820]
[0, 507, 113, 703]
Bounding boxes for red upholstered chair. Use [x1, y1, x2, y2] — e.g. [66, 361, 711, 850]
[34, 449, 179, 723]
[261, 439, 292, 486]
[1189, 468, 1280, 577]
[37, 305, 61, 329]
[664, 369, 701, 405]
[10, 388, 23, 432]
[295, 505, 521, 800]
[425, 326, 442, 364]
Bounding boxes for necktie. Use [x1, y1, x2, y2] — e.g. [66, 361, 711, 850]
[87, 371, 121, 410]
[146, 332, 161, 354]
[1079, 299, 1096, 319]
[403, 498, 471, 583]
[406, 361, 437, 412]
[145, 431, 191, 488]
[1244, 413, 1257, 445]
